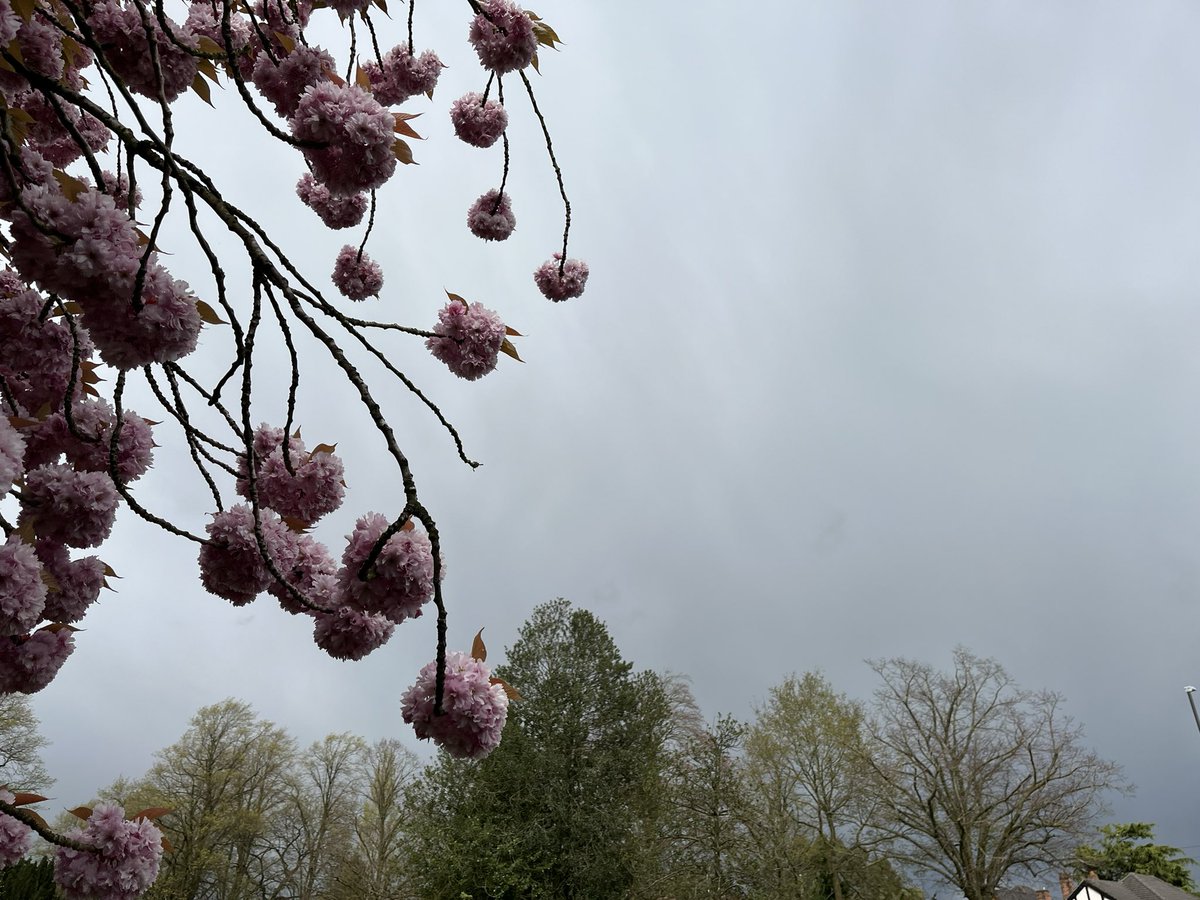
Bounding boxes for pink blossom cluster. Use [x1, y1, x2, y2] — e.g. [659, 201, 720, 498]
[25, 399, 154, 484]
[313, 605, 394, 660]
[21, 465, 119, 549]
[252, 45, 336, 117]
[9, 180, 202, 371]
[37, 542, 106, 625]
[0, 417, 25, 496]
[337, 512, 435, 623]
[426, 298, 507, 380]
[401, 650, 509, 758]
[296, 173, 367, 229]
[362, 45, 442, 105]
[0, 790, 33, 865]
[198, 504, 294, 606]
[0, 537, 47, 638]
[54, 803, 163, 900]
[332, 246, 384, 300]
[468, 0, 537, 74]
[0, 274, 92, 412]
[291, 83, 397, 196]
[86, 0, 198, 102]
[467, 189, 516, 241]
[195, 505, 439, 663]
[0, 626, 75, 694]
[236, 424, 346, 526]
[449, 92, 508, 148]
[534, 253, 590, 301]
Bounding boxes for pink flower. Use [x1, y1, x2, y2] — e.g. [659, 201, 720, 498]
[86, 0, 198, 102]
[36, 541, 106, 624]
[534, 253, 589, 301]
[291, 82, 397, 196]
[198, 504, 294, 606]
[467, 189, 516, 241]
[449, 92, 508, 148]
[0, 271, 92, 412]
[0, 625, 75, 693]
[237, 424, 345, 525]
[33, 399, 155, 484]
[269, 532, 338, 614]
[313, 606, 394, 660]
[401, 650, 509, 759]
[21, 465, 119, 549]
[0, 0, 20, 46]
[81, 264, 203, 370]
[0, 536, 47, 638]
[361, 45, 442, 106]
[296, 173, 367, 229]
[54, 803, 162, 900]
[331, 245, 383, 301]
[252, 45, 335, 117]
[468, 0, 537, 74]
[425, 299, 506, 381]
[0, 789, 34, 865]
[0, 415, 25, 495]
[337, 513, 434, 624]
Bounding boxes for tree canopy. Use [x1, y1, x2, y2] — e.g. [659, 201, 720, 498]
[1075, 822, 1198, 891]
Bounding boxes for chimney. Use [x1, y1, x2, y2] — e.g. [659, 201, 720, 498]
[1059, 873, 1075, 900]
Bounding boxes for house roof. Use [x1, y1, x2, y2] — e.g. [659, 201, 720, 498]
[1070, 873, 1198, 900]
[997, 888, 1043, 900]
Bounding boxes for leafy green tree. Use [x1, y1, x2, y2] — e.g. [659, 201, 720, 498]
[741, 672, 909, 900]
[864, 649, 1123, 900]
[326, 738, 420, 900]
[1075, 823, 1197, 891]
[405, 599, 672, 899]
[653, 711, 750, 899]
[267, 733, 366, 900]
[0, 695, 51, 793]
[138, 699, 296, 900]
[0, 857, 58, 899]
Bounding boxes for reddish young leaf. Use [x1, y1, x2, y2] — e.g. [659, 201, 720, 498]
[39, 569, 60, 592]
[499, 338, 522, 363]
[355, 65, 371, 90]
[10, 792, 47, 806]
[504, 325, 523, 336]
[68, 805, 93, 821]
[392, 139, 416, 165]
[309, 442, 337, 457]
[445, 290, 468, 306]
[195, 35, 223, 56]
[130, 807, 171, 821]
[51, 170, 87, 202]
[24, 809, 49, 831]
[471, 628, 487, 662]
[195, 300, 226, 325]
[489, 677, 522, 700]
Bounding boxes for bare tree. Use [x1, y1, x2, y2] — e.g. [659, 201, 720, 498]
[864, 648, 1124, 900]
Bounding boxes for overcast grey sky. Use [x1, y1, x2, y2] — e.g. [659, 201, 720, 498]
[17, 0, 1200, 891]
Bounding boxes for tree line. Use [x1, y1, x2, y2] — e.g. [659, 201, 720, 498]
[1, 599, 1166, 900]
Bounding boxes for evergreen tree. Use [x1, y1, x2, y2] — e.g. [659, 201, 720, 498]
[405, 599, 672, 899]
